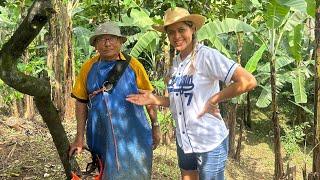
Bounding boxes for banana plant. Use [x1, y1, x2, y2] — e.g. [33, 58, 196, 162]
[255, 55, 295, 107]
[254, 3, 311, 107]
[259, 0, 309, 178]
[120, 1, 161, 58]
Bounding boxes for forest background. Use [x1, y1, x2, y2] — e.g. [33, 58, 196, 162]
[0, 0, 319, 179]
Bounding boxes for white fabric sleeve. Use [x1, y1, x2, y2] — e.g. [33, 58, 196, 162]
[203, 48, 239, 83]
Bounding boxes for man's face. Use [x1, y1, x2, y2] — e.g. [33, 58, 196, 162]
[94, 34, 122, 60]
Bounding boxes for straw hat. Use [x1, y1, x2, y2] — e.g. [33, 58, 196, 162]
[152, 7, 206, 33]
[89, 21, 127, 46]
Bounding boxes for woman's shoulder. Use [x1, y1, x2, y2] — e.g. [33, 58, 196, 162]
[196, 44, 219, 55]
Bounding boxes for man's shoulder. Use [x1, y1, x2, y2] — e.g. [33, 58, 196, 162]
[79, 54, 100, 71]
[83, 54, 100, 66]
[128, 56, 144, 69]
[76, 54, 100, 77]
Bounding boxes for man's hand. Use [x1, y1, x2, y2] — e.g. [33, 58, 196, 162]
[68, 139, 84, 158]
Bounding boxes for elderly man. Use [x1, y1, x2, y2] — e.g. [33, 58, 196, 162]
[69, 21, 160, 179]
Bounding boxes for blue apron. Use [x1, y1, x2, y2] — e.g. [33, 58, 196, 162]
[86, 60, 152, 180]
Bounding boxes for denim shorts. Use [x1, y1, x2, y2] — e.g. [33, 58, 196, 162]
[177, 137, 229, 180]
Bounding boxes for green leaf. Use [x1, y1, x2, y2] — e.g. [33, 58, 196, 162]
[276, 57, 295, 69]
[278, 0, 307, 13]
[245, 44, 267, 73]
[266, 0, 290, 29]
[73, 26, 93, 56]
[256, 85, 272, 108]
[0, 6, 15, 27]
[130, 31, 159, 58]
[291, 69, 307, 103]
[197, 18, 255, 58]
[288, 24, 303, 63]
[151, 79, 166, 91]
[198, 18, 256, 41]
[209, 37, 231, 58]
[305, 0, 315, 17]
[283, 11, 308, 32]
[278, 72, 294, 84]
[250, 0, 262, 6]
[288, 100, 313, 115]
[258, 56, 294, 72]
[29, 45, 47, 50]
[122, 8, 154, 29]
[71, 7, 84, 17]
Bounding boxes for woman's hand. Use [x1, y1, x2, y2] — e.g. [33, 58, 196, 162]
[126, 89, 157, 105]
[198, 100, 221, 119]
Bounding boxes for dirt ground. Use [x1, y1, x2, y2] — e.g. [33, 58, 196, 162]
[0, 114, 313, 180]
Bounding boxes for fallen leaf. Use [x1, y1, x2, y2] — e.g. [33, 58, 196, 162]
[10, 172, 20, 177]
[43, 173, 50, 178]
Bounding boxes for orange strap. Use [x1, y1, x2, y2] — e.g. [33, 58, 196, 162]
[88, 87, 106, 99]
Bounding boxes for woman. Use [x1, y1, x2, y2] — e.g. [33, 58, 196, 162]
[126, 7, 257, 180]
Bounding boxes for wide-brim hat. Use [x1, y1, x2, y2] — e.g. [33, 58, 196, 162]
[152, 7, 206, 33]
[89, 21, 127, 46]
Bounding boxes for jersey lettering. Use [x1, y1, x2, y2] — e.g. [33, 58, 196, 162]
[168, 75, 194, 105]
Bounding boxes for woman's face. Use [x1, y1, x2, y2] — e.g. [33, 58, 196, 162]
[166, 22, 194, 53]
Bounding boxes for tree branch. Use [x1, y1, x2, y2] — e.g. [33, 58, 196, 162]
[0, 0, 54, 96]
[0, 1, 79, 178]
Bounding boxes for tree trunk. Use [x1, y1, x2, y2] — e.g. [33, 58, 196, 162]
[12, 99, 21, 117]
[34, 96, 79, 179]
[160, 38, 175, 145]
[313, 1, 320, 176]
[62, 1, 75, 121]
[21, 43, 35, 120]
[24, 95, 35, 120]
[47, 0, 74, 121]
[227, 103, 237, 158]
[245, 91, 252, 129]
[234, 106, 245, 161]
[230, 32, 243, 159]
[270, 53, 284, 179]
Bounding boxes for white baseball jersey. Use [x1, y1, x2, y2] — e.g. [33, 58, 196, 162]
[168, 44, 239, 153]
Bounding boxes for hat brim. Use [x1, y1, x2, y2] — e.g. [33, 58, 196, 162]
[89, 35, 127, 46]
[152, 14, 206, 33]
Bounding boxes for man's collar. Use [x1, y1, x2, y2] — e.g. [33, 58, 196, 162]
[119, 52, 126, 61]
[97, 52, 126, 61]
